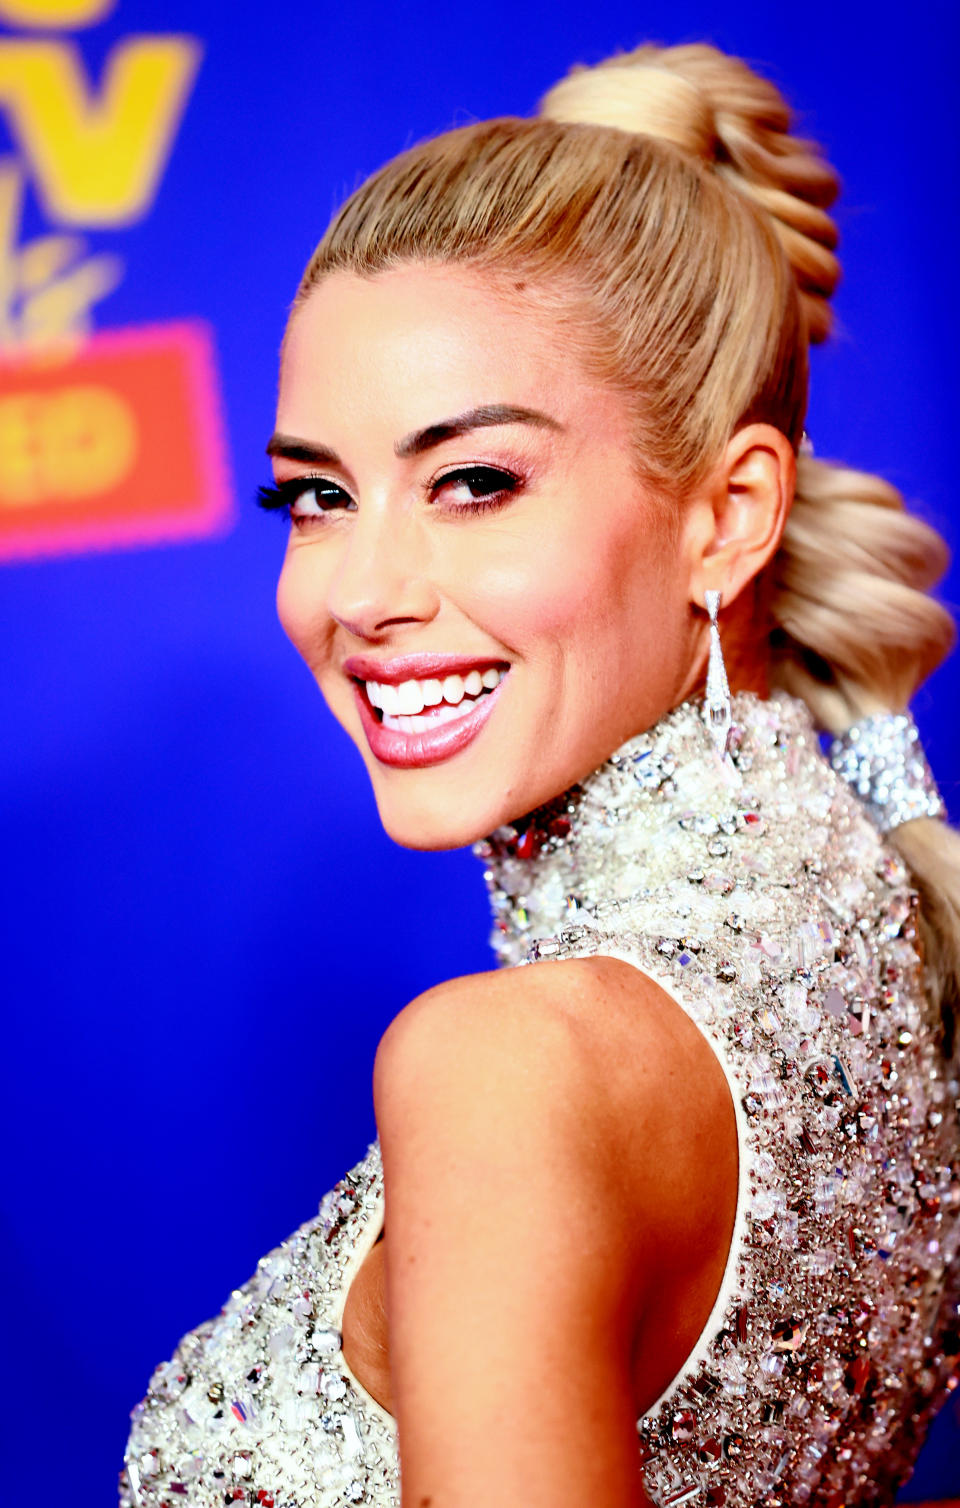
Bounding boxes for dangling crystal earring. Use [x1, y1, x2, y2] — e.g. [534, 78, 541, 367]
[703, 589, 732, 759]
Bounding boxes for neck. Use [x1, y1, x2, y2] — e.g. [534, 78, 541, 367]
[723, 578, 773, 700]
[476, 689, 815, 969]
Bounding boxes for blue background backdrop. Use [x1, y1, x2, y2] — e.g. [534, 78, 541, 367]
[1, 0, 958, 1497]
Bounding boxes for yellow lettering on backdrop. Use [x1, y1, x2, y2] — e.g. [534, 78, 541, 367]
[0, 0, 115, 26]
[0, 384, 138, 505]
[0, 160, 123, 348]
[0, 38, 201, 226]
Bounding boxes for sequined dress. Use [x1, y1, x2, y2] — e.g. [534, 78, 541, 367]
[121, 691, 960, 1508]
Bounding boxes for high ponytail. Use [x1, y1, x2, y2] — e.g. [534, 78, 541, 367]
[771, 456, 953, 730]
[542, 44, 960, 1054]
[772, 454, 958, 1054]
[541, 44, 841, 344]
[295, 41, 958, 1049]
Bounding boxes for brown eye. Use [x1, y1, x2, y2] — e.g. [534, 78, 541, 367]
[256, 476, 357, 525]
[289, 480, 356, 516]
[432, 466, 520, 511]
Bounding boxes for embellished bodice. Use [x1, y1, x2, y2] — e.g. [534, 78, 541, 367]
[121, 692, 960, 1508]
[121, 1145, 395, 1508]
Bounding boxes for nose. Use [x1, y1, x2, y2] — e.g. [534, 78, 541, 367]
[327, 504, 440, 642]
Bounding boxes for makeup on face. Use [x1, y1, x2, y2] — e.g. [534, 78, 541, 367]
[269, 265, 694, 849]
[343, 653, 510, 768]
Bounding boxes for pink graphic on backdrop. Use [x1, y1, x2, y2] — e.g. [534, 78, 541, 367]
[0, 320, 233, 561]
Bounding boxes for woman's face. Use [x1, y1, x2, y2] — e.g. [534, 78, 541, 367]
[273, 264, 702, 849]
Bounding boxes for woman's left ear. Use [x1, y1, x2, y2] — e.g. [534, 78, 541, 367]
[686, 424, 796, 609]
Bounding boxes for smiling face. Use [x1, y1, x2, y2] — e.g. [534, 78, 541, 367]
[271, 264, 706, 849]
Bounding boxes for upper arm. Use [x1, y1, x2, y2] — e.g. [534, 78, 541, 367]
[373, 956, 736, 1508]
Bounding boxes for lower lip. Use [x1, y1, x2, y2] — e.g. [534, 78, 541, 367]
[353, 676, 507, 768]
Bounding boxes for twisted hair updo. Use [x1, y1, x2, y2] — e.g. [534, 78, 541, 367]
[295, 42, 958, 1052]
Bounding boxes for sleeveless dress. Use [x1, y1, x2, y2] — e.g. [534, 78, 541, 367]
[120, 691, 960, 1508]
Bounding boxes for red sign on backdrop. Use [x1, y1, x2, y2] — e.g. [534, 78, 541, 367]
[0, 320, 232, 560]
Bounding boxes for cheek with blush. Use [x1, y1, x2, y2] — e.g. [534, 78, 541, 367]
[457, 507, 667, 688]
[459, 553, 586, 650]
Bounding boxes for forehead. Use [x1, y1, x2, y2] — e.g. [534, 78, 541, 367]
[277, 265, 627, 447]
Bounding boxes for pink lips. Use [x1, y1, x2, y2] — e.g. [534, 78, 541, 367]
[343, 654, 509, 769]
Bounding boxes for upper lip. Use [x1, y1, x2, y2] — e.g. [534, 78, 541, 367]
[343, 652, 509, 685]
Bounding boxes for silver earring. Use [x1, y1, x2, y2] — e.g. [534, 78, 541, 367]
[703, 589, 732, 758]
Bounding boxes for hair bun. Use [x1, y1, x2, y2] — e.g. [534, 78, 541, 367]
[540, 43, 841, 343]
[541, 60, 719, 162]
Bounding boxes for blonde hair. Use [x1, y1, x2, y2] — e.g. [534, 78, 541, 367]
[296, 42, 958, 1051]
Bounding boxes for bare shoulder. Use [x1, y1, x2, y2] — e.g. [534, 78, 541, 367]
[376, 955, 714, 1502]
[374, 955, 647, 1099]
[374, 954, 733, 1213]
[375, 956, 738, 1477]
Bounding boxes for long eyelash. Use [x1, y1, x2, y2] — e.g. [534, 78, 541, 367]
[432, 465, 521, 492]
[256, 468, 521, 519]
[431, 466, 522, 514]
[464, 495, 510, 516]
[256, 482, 290, 516]
[257, 476, 340, 519]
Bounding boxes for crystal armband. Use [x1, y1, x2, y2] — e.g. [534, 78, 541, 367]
[828, 712, 945, 833]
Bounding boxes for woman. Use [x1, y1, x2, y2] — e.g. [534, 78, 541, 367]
[121, 41, 960, 1508]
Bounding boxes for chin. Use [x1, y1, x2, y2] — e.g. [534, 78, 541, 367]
[366, 751, 586, 852]
[372, 786, 507, 852]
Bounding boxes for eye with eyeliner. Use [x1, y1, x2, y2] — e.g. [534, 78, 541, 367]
[255, 463, 523, 524]
[256, 475, 354, 518]
[428, 464, 523, 514]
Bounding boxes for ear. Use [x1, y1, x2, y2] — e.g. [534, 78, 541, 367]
[685, 424, 795, 611]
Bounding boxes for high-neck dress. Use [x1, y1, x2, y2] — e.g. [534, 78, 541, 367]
[120, 691, 960, 1508]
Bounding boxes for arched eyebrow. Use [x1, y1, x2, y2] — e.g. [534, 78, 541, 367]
[265, 404, 562, 468]
[393, 404, 563, 457]
[265, 435, 341, 467]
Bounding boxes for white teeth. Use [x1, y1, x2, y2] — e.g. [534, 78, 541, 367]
[436, 700, 470, 724]
[385, 704, 470, 732]
[395, 679, 425, 715]
[363, 666, 507, 724]
[385, 698, 483, 732]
